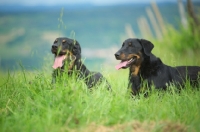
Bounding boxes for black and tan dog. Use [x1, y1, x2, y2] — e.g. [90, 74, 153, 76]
[115, 38, 200, 95]
[51, 37, 110, 90]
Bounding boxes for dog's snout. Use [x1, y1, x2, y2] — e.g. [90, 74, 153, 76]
[52, 45, 57, 49]
[115, 52, 120, 58]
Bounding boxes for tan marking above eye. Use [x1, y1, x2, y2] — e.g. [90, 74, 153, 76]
[128, 42, 132, 46]
[55, 39, 58, 42]
[62, 39, 66, 43]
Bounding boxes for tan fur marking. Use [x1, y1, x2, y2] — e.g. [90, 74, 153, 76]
[68, 60, 75, 70]
[120, 53, 126, 59]
[131, 65, 141, 76]
[127, 54, 140, 60]
[62, 39, 66, 43]
[62, 49, 73, 56]
[62, 49, 76, 70]
[130, 52, 143, 76]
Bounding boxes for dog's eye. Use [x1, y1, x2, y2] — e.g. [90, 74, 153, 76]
[54, 39, 57, 43]
[62, 40, 66, 43]
[73, 48, 76, 52]
[122, 43, 125, 47]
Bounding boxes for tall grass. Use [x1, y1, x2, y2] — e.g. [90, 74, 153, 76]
[1, 6, 200, 132]
[149, 19, 200, 67]
[0, 68, 199, 132]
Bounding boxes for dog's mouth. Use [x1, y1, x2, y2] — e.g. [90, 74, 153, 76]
[52, 54, 76, 69]
[52, 55, 66, 69]
[115, 56, 137, 70]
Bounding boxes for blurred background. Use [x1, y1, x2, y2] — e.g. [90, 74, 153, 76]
[0, 0, 200, 72]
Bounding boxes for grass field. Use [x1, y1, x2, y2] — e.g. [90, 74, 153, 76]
[1, 29, 200, 132]
[1, 45, 200, 132]
[1, 7, 200, 131]
[0, 62, 199, 132]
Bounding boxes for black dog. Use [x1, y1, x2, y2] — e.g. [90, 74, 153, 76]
[115, 38, 200, 95]
[51, 37, 110, 90]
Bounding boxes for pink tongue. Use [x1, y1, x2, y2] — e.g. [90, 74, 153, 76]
[115, 61, 128, 70]
[52, 55, 66, 69]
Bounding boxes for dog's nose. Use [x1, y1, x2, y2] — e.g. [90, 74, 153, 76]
[52, 45, 57, 49]
[115, 52, 120, 58]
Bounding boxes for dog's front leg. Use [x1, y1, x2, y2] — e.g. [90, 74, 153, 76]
[128, 75, 141, 95]
[52, 69, 62, 84]
[51, 70, 57, 84]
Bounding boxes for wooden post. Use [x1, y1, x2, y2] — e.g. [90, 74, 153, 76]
[178, 0, 188, 28]
[125, 23, 136, 38]
[141, 16, 153, 39]
[187, 0, 199, 27]
[146, 8, 162, 39]
[137, 17, 153, 39]
[137, 18, 145, 38]
[151, 1, 166, 34]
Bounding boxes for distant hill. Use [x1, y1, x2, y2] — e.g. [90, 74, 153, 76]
[0, 2, 199, 70]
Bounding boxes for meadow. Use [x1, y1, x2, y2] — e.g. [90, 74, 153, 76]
[0, 26, 200, 131]
[1, 2, 200, 132]
[0, 60, 200, 132]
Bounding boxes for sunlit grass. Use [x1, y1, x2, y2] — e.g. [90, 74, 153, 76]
[0, 66, 199, 132]
[0, 11, 200, 132]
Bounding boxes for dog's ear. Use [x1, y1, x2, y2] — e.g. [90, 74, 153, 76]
[139, 39, 154, 56]
[72, 40, 81, 59]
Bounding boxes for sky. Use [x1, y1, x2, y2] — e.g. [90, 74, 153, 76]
[0, 0, 177, 6]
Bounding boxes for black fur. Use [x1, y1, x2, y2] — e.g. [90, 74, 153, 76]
[51, 37, 111, 90]
[115, 38, 200, 95]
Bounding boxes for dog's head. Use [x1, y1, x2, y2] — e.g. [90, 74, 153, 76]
[51, 37, 81, 69]
[114, 38, 154, 70]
